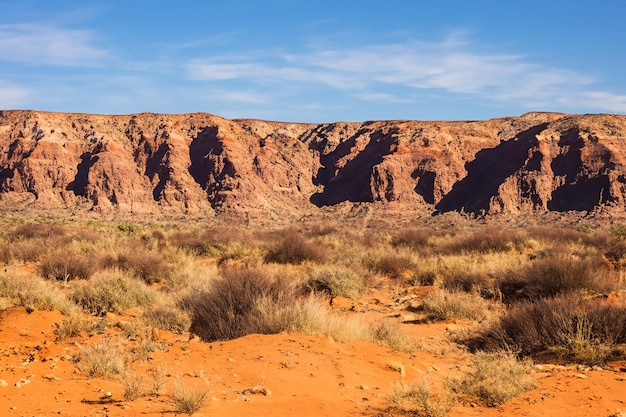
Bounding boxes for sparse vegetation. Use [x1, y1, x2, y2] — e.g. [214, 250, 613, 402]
[170, 378, 210, 415]
[388, 375, 454, 417]
[76, 338, 127, 379]
[455, 352, 536, 407]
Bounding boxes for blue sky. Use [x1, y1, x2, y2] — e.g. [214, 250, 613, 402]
[0, 1, 625, 122]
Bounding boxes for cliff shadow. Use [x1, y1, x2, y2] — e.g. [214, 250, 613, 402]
[434, 124, 547, 215]
[547, 129, 614, 211]
[310, 128, 397, 206]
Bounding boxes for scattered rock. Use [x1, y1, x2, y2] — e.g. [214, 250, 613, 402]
[386, 361, 406, 377]
[242, 385, 271, 396]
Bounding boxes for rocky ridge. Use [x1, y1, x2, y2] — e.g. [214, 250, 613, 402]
[1, 110, 625, 220]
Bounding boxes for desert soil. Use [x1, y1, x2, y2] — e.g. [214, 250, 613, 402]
[1, 286, 626, 417]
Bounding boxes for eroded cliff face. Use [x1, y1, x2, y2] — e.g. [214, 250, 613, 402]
[1, 110, 625, 219]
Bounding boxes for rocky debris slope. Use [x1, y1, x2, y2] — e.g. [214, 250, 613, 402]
[1, 110, 625, 219]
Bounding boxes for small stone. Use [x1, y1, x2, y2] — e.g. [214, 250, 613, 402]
[386, 361, 406, 377]
[43, 374, 60, 381]
[575, 373, 588, 379]
[0, 380, 7, 387]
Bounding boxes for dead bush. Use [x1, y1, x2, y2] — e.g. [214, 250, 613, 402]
[369, 254, 414, 279]
[71, 271, 158, 316]
[114, 250, 173, 284]
[264, 229, 326, 264]
[473, 294, 626, 363]
[141, 303, 192, 334]
[40, 251, 96, 281]
[456, 352, 536, 407]
[391, 228, 431, 250]
[182, 267, 296, 341]
[11, 223, 66, 239]
[306, 264, 364, 299]
[499, 255, 612, 302]
[441, 228, 526, 254]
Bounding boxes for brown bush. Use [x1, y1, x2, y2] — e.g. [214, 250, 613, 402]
[264, 229, 326, 264]
[498, 255, 612, 302]
[472, 294, 626, 363]
[181, 267, 296, 341]
[440, 228, 526, 254]
[369, 254, 414, 279]
[11, 223, 66, 240]
[391, 228, 431, 250]
[40, 251, 96, 281]
[115, 251, 173, 284]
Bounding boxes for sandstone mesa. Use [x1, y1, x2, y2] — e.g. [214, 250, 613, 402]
[1, 110, 625, 220]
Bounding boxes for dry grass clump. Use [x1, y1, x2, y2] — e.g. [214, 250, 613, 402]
[75, 338, 127, 378]
[71, 271, 158, 316]
[373, 321, 420, 352]
[421, 289, 495, 321]
[141, 303, 192, 334]
[306, 264, 365, 299]
[40, 250, 97, 281]
[455, 352, 535, 407]
[0, 238, 51, 263]
[440, 228, 527, 254]
[498, 255, 612, 301]
[0, 269, 72, 312]
[112, 249, 173, 284]
[171, 378, 210, 415]
[391, 228, 431, 250]
[388, 375, 454, 417]
[54, 311, 91, 340]
[182, 267, 296, 341]
[474, 294, 626, 363]
[368, 253, 415, 279]
[10, 222, 67, 239]
[264, 229, 327, 264]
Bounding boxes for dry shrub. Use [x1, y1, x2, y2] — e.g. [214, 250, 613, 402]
[40, 250, 96, 281]
[141, 303, 192, 334]
[11, 223, 66, 239]
[306, 264, 365, 299]
[123, 372, 145, 401]
[373, 321, 419, 352]
[391, 228, 431, 250]
[475, 294, 626, 363]
[54, 312, 90, 340]
[421, 289, 494, 321]
[0, 269, 72, 312]
[388, 375, 454, 417]
[182, 267, 296, 341]
[0, 238, 51, 263]
[115, 250, 173, 284]
[171, 378, 210, 415]
[499, 255, 612, 301]
[264, 229, 326, 264]
[369, 253, 415, 279]
[71, 271, 158, 316]
[440, 228, 527, 254]
[457, 352, 536, 407]
[76, 338, 127, 378]
[170, 226, 247, 257]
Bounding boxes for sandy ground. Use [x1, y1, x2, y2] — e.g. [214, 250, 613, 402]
[1, 288, 626, 417]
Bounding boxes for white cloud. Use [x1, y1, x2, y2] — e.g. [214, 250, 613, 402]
[186, 35, 626, 114]
[0, 84, 30, 108]
[0, 24, 109, 66]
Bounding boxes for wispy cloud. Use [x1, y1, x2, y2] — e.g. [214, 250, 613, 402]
[0, 24, 109, 66]
[0, 83, 30, 108]
[186, 35, 625, 114]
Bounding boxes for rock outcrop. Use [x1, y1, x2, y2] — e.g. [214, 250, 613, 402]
[1, 110, 626, 220]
